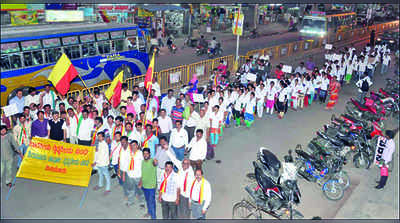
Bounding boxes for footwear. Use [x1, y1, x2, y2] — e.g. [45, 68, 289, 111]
[140, 204, 146, 209]
[93, 186, 101, 191]
[104, 190, 111, 196]
[375, 186, 383, 189]
[143, 213, 151, 218]
[111, 173, 117, 179]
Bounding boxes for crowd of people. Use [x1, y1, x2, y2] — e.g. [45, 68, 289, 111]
[0, 38, 395, 219]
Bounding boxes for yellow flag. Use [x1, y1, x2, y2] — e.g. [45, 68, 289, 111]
[105, 71, 124, 101]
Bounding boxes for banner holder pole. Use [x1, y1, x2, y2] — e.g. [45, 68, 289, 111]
[79, 186, 89, 208]
[5, 176, 17, 201]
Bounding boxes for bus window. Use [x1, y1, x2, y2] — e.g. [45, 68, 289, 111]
[82, 43, 96, 57]
[1, 55, 11, 70]
[23, 52, 33, 67]
[114, 39, 125, 52]
[98, 41, 111, 54]
[64, 45, 81, 59]
[9, 54, 22, 69]
[32, 50, 44, 65]
[45, 48, 62, 63]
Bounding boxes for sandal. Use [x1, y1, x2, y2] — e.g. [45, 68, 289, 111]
[104, 190, 111, 196]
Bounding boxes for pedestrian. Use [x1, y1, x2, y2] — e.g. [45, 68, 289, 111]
[39, 84, 56, 110]
[110, 131, 122, 183]
[265, 81, 277, 115]
[9, 89, 25, 114]
[66, 108, 78, 144]
[356, 73, 372, 104]
[158, 161, 180, 219]
[325, 76, 341, 110]
[171, 99, 184, 128]
[184, 103, 200, 142]
[169, 120, 188, 161]
[48, 111, 67, 141]
[243, 92, 256, 128]
[255, 83, 267, 118]
[189, 169, 212, 219]
[158, 109, 173, 141]
[161, 90, 176, 117]
[92, 132, 111, 195]
[77, 110, 94, 146]
[209, 105, 222, 147]
[319, 73, 329, 104]
[375, 159, 389, 189]
[277, 81, 288, 119]
[30, 111, 48, 138]
[142, 124, 159, 159]
[154, 136, 176, 189]
[187, 129, 207, 171]
[119, 138, 145, 206]
[139, 148, 158, 219]
[381, 52, 391, 74]
[1, 125, 23, 188]
[12, 114, 30, 168]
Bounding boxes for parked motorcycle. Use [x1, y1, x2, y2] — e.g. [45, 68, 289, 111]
[294, 145, 348, 201]
[168, 43, 177, 54]
[233, 148, 303, 219]
[196, 45, 207, 56]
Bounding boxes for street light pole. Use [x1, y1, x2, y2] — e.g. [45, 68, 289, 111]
[235, 4, 241, 61]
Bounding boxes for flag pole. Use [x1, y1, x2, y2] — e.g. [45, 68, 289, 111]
[143, 51, 156, 126]
[77, 74, 94, 99]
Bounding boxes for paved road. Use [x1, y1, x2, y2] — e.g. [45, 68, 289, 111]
[2, 36, 398, 219]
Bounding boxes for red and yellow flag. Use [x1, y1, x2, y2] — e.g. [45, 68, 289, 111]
[105, 71, 124, 108]
[47, 53, 78, 96]
[98, 10, 110, 23]
[144, 52, 155, 92]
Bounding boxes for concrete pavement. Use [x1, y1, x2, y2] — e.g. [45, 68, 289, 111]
[1, 34, 398, 219]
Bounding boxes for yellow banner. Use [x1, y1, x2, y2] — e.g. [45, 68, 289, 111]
[10, 11, 38, 26]
[232, 12, 244, 36]
[138, 8, 153, 17]
[1, 4, 27, 11]
[16, 137, 95, 187]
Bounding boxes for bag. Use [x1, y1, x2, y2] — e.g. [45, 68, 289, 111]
[361, 79, 369, 92]
[206, 143, 215, 160]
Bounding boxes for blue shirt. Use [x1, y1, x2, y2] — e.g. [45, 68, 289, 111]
[143, 135, 159, 159]
[9, 96, 25, 113]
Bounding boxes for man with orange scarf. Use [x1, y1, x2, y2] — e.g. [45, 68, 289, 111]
[325, 76, 341, 110]
[189, 169, 212, 219]
[158, 161, 180, 219]
[118, 137, 145, 207]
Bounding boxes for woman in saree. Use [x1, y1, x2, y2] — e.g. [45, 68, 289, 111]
[325, 76, 341, 110]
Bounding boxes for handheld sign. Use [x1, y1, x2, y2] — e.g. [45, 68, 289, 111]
[192, 93, 205, 103]
[325, 44, 333, 50]
[2, 104, 19, 117]
[246, 73, 257, 82]
[282, 65, 292, 73]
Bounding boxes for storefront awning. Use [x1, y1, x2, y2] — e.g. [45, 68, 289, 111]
[140, 5, 186, 12]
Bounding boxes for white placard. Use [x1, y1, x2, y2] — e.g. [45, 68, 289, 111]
[170, 71, 181, 84]
[325, 54, 331, 60]
[206, 27, 211, 33]
[282, 65, 292, 73]
[196, 65, 205, 76]
[325, 44, 333, 50]
[2, 104, 19, 117]
[246, 73, 257, 82]
[192, 93, 205, 103]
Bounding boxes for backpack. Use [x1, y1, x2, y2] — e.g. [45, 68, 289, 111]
[361, 79, 369, 92]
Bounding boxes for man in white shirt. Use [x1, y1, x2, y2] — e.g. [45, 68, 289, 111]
[158, 161, 180, 219]
[158, 109, 173, 141]
[294, 62, 307, 75]
[169, 120, 188, 161]
[40, 84, 56, 110]
[109, 131, 122, 182]
[92, 132, 111, 195]
[120, 83, 132, 107]
[195, 108, 210, 142]
[161, 90, 176, 116]
[24, 88, 40, 108]
[166, 153, 194, 219]
[319, 74, 330, 104]
[119, 138, 145, 206]
[189, 169, 212, 219]
[187, 129, 207, 170]
[381, 53, 391, 74]
[77, 110, 94, 146]
[356, 73, 373, 104]
[244, 92, 256, 128]
[184, 103, 200, 142]
[152, 78, 161, 97]
[132, 91, 144, 116]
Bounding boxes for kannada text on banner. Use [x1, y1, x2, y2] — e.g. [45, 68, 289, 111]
[16, 137, 95, 187]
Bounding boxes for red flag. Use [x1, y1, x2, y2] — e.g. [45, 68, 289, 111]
[144, 52, 155, 92]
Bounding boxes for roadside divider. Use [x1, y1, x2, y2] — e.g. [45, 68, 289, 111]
[66, 20, 399, 99]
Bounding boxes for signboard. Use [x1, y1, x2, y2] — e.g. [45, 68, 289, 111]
[1, 43, 20, 54]
[2, 104, 19, 117]
[16, 138, 95, 187]
[45, 10, 84, 22]
[196, 65, 205, 76]
[192, 94, 205, 103]
[246, 73, 257, 82]
[232, 12, 244, 36]
[170, 71, 181, 84]
[282, 65, 292, 73]
[21, 40, 41, 51]
[10, 11, 38, 26]
[325, 44, 332, 50]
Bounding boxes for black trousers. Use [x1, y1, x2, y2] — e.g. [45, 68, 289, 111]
[161, 200, 178, 219]
[277, 101, 285, 112]
[377, 176, 388, 188]
[78, 139, 92, 146]
[185, 126, 196, 142]
[178, 195, 191, 219]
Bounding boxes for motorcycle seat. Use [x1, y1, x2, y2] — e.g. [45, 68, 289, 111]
[295, 149, 315, 161]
